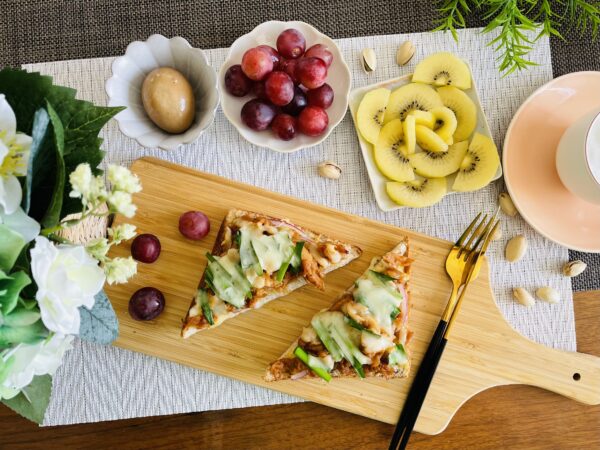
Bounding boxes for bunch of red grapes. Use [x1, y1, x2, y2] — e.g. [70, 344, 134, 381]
[224, 28, 335, 141]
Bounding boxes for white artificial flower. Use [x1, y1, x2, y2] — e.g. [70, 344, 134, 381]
[0, 94, 32, 214]
[85, 237, 110, 261]
[68, 163, 93, 200]
[107, 165, 141, 194]
[107, 191, 136, 218]
[108, 223, 136, 244]
[0, 334, 74, 400]
[0, 206, 40, 243]
[104, 256, 137, 285]
[68, 163, 107, 206]
[30, 236, 105, 335]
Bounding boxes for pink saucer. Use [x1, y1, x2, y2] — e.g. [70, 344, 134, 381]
[504, 71, 600, 253]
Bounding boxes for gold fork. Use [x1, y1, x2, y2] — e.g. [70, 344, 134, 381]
[389, 211, 500, 450]
[441, 210, 498, 323]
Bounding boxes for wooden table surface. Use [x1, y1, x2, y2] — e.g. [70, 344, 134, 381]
[1, 290, 598, 449]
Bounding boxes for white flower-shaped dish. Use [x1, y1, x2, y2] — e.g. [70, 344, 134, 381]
[219, 21, 351, 153]
[105, 34, 219, 151]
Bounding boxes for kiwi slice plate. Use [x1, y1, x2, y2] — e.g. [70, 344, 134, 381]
[348, 59, 501, 211]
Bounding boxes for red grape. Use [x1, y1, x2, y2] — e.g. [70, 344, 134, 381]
[241, 47, 274, 81]
[298, 106, 329, 136]
[276, 29, 306, 59]
[296, 57, 328, 89]
[131, 234, 161, 263]
[306, 83, 334, 109]
[265, 71, 294, 106]
[278, 58, 299, 83]
[241, 99, 277, 131]
[257, 45, 280, 67]
[224, 64, 252, 97]
[252, 81, 269, 101]
[271, 114, 297, 141]
[304, 44, 334, 68]
[282, 86, 307, 116]
[129, 287, 165, 321]
[179, 211, 210, 240]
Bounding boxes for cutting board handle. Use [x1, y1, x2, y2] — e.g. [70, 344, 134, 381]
[507, 339, 600, 405]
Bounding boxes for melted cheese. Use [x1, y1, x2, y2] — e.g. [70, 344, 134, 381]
[241, 225, 293, 275]
[361, 332, 394, 354]
[353, 279, 401, 336]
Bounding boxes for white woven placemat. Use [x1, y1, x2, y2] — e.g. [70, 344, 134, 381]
[23, 28, 574, 426]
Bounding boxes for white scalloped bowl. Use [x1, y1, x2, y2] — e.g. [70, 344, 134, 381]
[219, 21, 351, 153]
[105, 34, 219, 151]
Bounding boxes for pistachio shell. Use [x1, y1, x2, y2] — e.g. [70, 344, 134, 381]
[536, 286, 560, 304]
[513, 288, 535, 307]
[505, 235, 527, 262]
[562, 260, 587, 277]
[499, 192, 518, 217]
[362, 48, 377, 73]
[396, 41, 415, 66]
[318, 161, 342, 180]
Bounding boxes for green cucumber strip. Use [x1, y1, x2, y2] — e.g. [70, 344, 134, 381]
[204, 277, 217, 295]
[239, 228, 262, 275]
[275, 252, 294, 282]
[233, 230, 241, 248]
[205, 253, 246, 308]
[207, 252, 252, 295]
[367, 270, 404, 301]
[293, 347, 332, 382]
[330, 326, 366, 378]
[369, 270, 395, 282]
[311, 318, 343, 362]
[388, 344, 408, 366]
[344, 316, 380, 337]
[197, 289, 214, 325]
[390, 307, 401, 320]
[289, 241, 305, 273]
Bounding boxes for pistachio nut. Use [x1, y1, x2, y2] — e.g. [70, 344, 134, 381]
[318, 161, 342, 180]
[362, 48, 377, 73]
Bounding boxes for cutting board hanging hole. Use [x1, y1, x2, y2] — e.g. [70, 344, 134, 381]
[573, 373, 581, 381]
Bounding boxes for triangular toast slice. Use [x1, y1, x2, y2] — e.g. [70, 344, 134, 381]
[265, 240, 412, 381]
[182, 209, 362, 338]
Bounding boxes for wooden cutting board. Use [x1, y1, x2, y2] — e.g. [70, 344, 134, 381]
[105, 157, 600, 435]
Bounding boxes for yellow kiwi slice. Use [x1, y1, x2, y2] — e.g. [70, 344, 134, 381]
[384, 83, 443, 124]
[408, 110, 436, 128]
[437, 86, 477, 141]
[402, 115, 416, 155]
[430, 106, 458, 144]
[412, 52, 472, 90]
[386, 177, 447, 207]
[452, 133, 500, 192]
[357, 88, 391, 144]
[374, 119, 415, 182]
[415, 124, 448, 153]
[409, 140, 468, 177]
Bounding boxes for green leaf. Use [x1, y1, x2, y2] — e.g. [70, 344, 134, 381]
[78, 290, 119, 344]
[0, 69, 124, 219]
[1, 375, 52, 424]
[0, 225, 26, 272]
[22, 108, 50, 214]
[0, 319, 48, 347]
[0, 271, 31, 316]
[3, 306, 40, 327]
[41, 102, 66, 228]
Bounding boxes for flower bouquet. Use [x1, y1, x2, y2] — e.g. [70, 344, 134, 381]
[0, 68, 140, 423]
